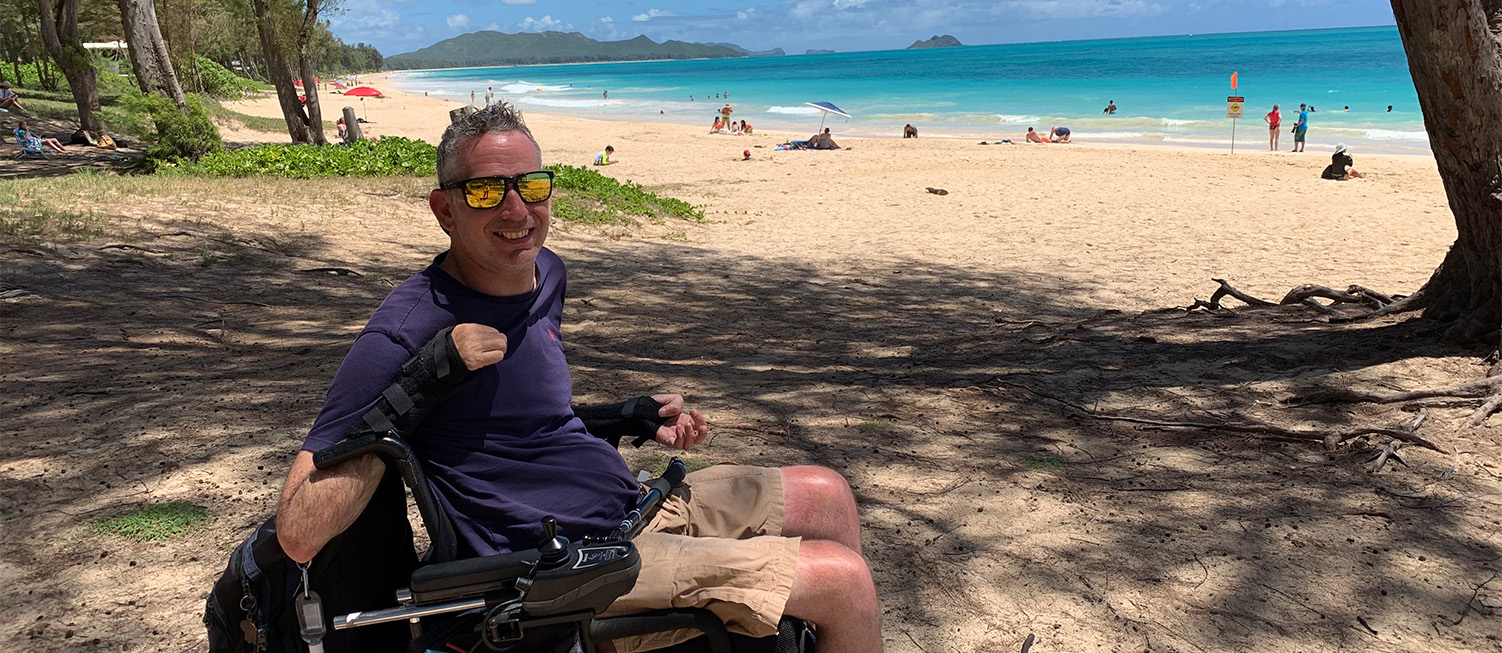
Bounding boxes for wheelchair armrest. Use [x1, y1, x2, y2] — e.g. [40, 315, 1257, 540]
[409, 549, 540, 603]
[312, 434, 459, 563]
[591, 609, 733, 653]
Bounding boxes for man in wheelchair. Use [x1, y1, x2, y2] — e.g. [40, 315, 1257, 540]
[272, 103, 881, 653]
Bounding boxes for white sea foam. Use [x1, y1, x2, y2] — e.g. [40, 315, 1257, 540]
[498, 81, 572, 94]
[994, 114, 1041, 124]
[1160, 118, 1195, 127]
[516, 97, 614, 108]
[1363, 128, 1428, 141]
[765, 106, 823, 115]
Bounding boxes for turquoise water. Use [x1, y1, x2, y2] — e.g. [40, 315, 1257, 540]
[389, 26, 1428, 154]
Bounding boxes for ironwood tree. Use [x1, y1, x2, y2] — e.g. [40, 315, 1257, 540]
[117, 0, 187, 109]
[1389, 0, 1502, 346]
[249, 0, 312, 142]
[295, 0, 326, 145]
[36, 0, 100, 132]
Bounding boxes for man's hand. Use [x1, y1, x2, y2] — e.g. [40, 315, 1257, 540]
[451, 323, 508, 370]
[652, 394, 708, 451]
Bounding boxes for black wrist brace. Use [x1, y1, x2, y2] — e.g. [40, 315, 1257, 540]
[345, 326, 469, 440]
[574, 396, 669, 448]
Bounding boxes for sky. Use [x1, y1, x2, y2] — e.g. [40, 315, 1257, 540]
[328, 0, 1399, 59]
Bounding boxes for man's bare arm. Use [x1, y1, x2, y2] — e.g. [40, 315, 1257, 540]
[276, 450, 385, 563]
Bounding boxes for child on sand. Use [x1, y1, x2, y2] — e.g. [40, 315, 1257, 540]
[594, 145, 616, 166]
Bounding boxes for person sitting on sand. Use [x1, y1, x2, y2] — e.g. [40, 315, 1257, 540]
[809, 128, 842, 150]
[1048, 126, 1072, 143]
[0, 82, 26, 113]
[1025, 127, 1043, 143]
[594, 145, 616, 166]
[1321, 143, 1364, 180]
[336, 117, 349, 144]
[712, 116, 724, 133]
[903, 124, 918, 138]
[729, 120, 743, 135]
[14, 119, 65, 153]
[741, 120, 753, 135]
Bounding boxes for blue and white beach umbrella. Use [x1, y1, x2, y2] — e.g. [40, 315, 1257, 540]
[804, 102, 852, 130]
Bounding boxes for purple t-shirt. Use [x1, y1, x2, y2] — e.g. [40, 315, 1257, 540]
[302, 248, 640, 557]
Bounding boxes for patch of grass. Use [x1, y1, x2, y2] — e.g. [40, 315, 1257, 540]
[94, 502, 208, 541]
[1023, 455, 1064, 469]
[205, 101, 338, 134]
[0, 182, 109, 245]
[855, 421, 892, 433]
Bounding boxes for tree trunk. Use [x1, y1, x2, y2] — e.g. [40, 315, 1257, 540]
[249, 0, 311, 143]
[297, 0, 325, 145]
[1390, 1, 1502, 346]
[117, 0, 187, 110]
[37, 0, 101, 132]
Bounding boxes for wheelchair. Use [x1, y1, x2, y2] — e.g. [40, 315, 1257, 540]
[305, 431, 815, 653]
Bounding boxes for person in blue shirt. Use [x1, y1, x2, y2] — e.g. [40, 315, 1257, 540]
[275, 103, 883, 653]
[1292, 103, 1310, 152]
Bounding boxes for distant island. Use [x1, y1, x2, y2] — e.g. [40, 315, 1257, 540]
[702, 42, 786, 57]
[385, 31, 746, 69]
[805, 49, 837, 55]
[907, 35, 963, 49]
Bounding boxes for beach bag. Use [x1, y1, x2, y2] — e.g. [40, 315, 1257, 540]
[96, 133, 117, 149]
[204, 471, 418, 653]
[69, 129, 91, 145]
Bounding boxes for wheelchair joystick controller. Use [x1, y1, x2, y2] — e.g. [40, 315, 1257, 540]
[537, 516, 570, 569]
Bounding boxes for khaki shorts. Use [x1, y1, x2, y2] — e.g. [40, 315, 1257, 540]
[604, 464, 802, 653]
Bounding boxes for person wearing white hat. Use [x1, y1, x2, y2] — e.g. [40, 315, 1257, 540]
[1321, 143, 1365, 180]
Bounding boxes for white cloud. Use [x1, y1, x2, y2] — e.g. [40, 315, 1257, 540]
[485, 22, 500, 30]
[518, 14, 571, 31]
[632, 8, 672, 21]
[832, 0, 871, 8]
[446, 13, 470, 28]
[736, 8, 756, 20]
[599, 16, 614, 23]
[502, 0, 537, 4]
[1000, 0, 1164, 18]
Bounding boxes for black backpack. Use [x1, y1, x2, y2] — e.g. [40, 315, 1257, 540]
[205, 470, 418, 653]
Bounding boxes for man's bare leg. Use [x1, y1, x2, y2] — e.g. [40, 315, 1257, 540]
[783, 539, 883, 653]
[780, 466, 861, 552]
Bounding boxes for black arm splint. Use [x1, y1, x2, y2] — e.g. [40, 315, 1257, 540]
[347, 326, 469, 440]
[574, 396, 670, 448]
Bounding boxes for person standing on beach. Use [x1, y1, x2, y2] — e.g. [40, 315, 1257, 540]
[485, 87, 495, 108]
[471, 90, 476, 105]
[720, 103, 734, 125]
[1264, 104, 1281, 151]
[1292, 103, 1309, 153]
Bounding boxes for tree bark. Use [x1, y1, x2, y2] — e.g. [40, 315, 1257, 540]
[249, 0, 311, 143]
[117, 0, 187, 110]
[297, 0, 325, 145]
[36, 0, 101, 132]
[1390, 1, 1502, 346]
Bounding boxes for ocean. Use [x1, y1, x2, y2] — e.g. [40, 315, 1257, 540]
[387, 26, 1429, 154]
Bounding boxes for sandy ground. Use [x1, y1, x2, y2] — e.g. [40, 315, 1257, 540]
[3, 85, 1500, 652]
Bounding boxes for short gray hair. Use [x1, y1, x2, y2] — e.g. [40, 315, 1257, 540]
[436, 102, 540, 185]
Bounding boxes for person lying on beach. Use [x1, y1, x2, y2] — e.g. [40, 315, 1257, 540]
[14, 119, 66, 153]
[1048, 126, 1072, 143]
[1321, 143, 1364, 180]
[594, 145, 616, 166]
[0, 82, 26, 113]
[903, 124, 918, 138]
[1025, 127, 1043, 143]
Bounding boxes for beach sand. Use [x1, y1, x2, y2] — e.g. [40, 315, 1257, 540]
[225, 82, 1454, 307]
[5, 84, 1493, 653]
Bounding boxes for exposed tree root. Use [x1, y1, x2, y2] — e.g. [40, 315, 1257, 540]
[1289, 374, 1502, 406]
[994, 381, 1448, 454]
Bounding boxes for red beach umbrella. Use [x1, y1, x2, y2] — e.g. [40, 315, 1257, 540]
[330, 81, 346, 88]
[344, 86, 383, 98]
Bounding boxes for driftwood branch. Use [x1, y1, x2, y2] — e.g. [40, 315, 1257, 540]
[1280, 284, 1373, 307]
[297, 267, 363, 277]
[1205, 278, 1274, 309]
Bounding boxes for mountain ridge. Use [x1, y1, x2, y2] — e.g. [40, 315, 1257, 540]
[385, 31, 747, 69]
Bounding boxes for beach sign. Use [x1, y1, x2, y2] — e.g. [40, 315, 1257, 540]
[1226, 96, 1245, 119]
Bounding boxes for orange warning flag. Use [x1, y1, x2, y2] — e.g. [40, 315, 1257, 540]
[1230, 71, 1239, 90]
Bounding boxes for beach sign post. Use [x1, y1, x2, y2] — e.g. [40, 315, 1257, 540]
[1227, 71, 1242, 154]
[1227, 96, 1244, 153]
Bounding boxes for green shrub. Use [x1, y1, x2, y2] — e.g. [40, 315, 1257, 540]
[168, 135, 437, 177]
[194, 56, 270, 99]
[121, 91, 223, 162]
[547, 164, 705, 223]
